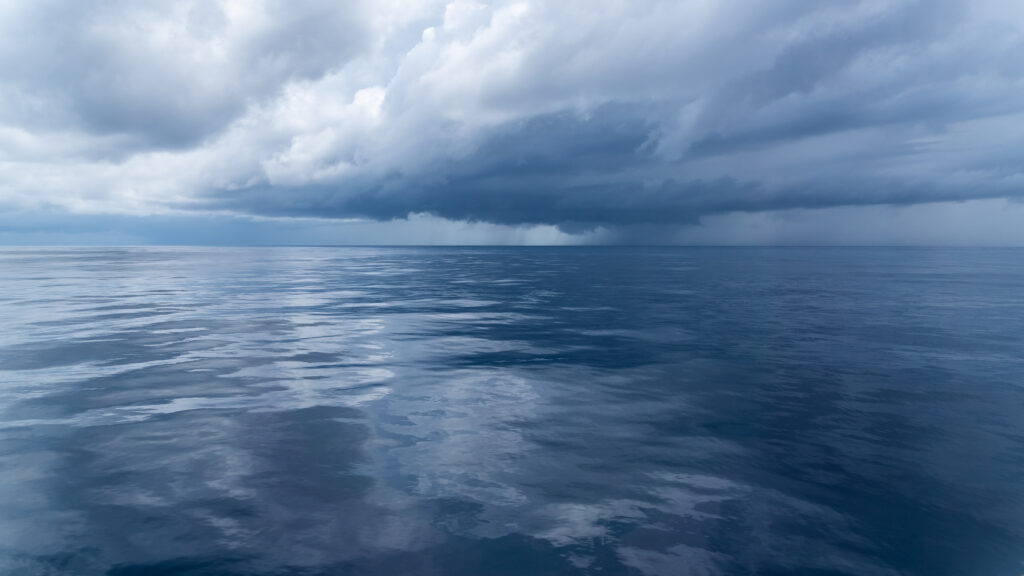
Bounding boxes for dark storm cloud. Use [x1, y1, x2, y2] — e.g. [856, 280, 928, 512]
[2, 0, 1024, 240]
[220, 172, 1024, 234]
[209, 100, 1024, 233]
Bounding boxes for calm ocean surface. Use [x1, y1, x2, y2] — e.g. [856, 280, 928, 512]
[0, 247, 1022, 575]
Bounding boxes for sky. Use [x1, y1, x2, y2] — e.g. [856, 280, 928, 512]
[1, 0, 1023, 245]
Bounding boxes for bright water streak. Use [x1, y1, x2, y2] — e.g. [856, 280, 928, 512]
[0, 247, 1022, 575]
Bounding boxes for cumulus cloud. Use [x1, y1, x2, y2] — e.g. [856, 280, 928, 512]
[0, 0, 1023, 241]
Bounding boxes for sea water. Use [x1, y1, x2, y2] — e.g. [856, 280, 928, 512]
[0, 247, 1022, 575]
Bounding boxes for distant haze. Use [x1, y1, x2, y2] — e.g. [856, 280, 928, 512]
[1, 0, 1023, 245]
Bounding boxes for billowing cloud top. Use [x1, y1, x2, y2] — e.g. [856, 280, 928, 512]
[1, 0, 1024, 243]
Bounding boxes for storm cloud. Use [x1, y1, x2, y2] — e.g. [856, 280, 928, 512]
[1, 0, 1023, 242]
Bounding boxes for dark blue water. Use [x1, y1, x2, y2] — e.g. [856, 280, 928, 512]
[0, 247, 1022, 575]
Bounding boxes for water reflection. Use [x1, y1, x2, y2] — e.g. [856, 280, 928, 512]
[0, 247, 1022, 575]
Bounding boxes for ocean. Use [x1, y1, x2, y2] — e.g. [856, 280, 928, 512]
[0, 247, 1022, 575]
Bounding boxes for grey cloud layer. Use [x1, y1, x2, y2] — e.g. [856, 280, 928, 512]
[1, 0, 1023, 231]
[1, 0, 370, 147]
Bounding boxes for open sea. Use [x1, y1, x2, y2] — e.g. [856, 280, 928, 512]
[0, 246, 1022, 576]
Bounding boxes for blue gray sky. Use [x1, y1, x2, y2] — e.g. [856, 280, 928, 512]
[1, 0, 1024, 245]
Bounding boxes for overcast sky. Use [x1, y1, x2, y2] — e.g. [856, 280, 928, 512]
[1, 0, 1023, 245]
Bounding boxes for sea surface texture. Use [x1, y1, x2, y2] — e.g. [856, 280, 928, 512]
[0, 247, 1022, 576]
